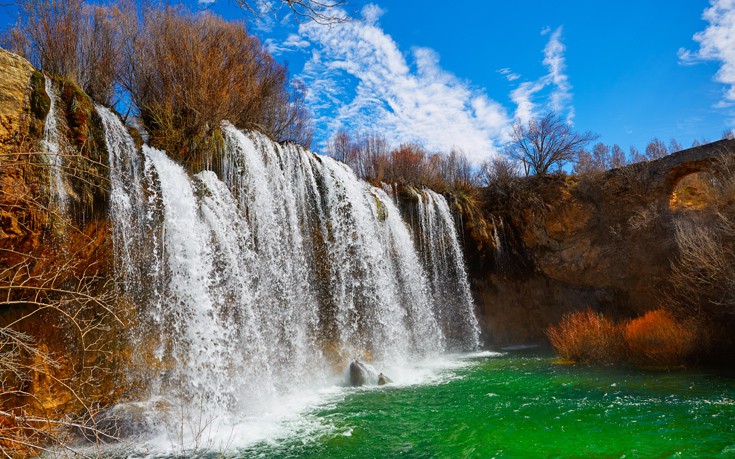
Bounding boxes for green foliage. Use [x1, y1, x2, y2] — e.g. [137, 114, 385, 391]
[29, 70, 49, 121]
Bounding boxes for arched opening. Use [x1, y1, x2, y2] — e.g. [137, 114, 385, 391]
[669, 171, 716, 210]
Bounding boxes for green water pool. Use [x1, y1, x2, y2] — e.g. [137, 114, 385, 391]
[238, 349, 735, 458]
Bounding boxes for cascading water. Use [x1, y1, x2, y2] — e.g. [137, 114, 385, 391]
[97, 106, 147, 289]
[100, 110, 481, 451]
[41, 76, 68, 216]
[416, 190, 481, 350]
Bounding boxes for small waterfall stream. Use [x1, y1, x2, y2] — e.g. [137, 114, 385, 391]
[41, 76, 68, 216]
[98, 109, 481, 449]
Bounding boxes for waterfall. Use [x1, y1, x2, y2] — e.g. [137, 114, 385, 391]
[41, 76, 68, 216]
[100, 112, 480, 446]
[417, 190, 480, 350]
[97, 106, 147, 289]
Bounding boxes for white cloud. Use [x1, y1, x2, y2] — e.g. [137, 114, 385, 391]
[510, 80, 546, 124]
[679, 0, 735, 108]
[509, 26, 574, 124]
[281, 7, 576, 162]
[291, 4, 511, 163]
[544, 27, 573, 121]
[498, 68, 521, 81]
[361, 3, 385, 24]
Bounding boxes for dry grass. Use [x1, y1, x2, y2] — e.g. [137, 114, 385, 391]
[547, 308, 700, 369]
[545, 308, 625, 365]
[623, 309, 696, 369]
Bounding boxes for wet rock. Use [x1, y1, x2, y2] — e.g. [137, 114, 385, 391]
[377, 373, 392, 386]
[349, 360, 370, 387]
[89, 401, 161, 441]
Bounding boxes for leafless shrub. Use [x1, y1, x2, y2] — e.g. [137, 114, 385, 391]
[125, 7, 312, 164]
[670, 214, 735, 318]
[546, 308, 625, 365]
[0, 148, 127, 456]
[325, 131, 477, 191]
[628, 202, 662, 232]
[479, 156, 520, 187]
[14, 0, 121, 105]
[624, 309, 696, 369]
[235, 0, 350, 25]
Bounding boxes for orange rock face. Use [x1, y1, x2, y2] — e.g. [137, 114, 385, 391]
[463, 154, 735, 345]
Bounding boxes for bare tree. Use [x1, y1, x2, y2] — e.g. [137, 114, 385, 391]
[124, 7, 313, 163]
[645, 137, 668, 160]
[439, 148, 475, 189]
[574, 143, 629, 175]
[669, 138, 683, 154]
[610, 144, 627, 169]
[629, 146, 646, 164]
[479, 156, 519, 186]
[506, 112, 598, 176]
[235, 0, 350, 24]
[327, 130, 352, 163]
[573, 148, 595, 175]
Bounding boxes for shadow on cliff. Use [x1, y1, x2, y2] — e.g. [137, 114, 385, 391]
[463, 140, 735, 364]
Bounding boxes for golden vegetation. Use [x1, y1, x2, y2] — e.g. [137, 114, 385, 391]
[623, 309, 696, 369]
[4, 0, 313, 168]
[546, 308, 624, 365]
[0, 134, 126, 456]
[547, 308, 699, 369]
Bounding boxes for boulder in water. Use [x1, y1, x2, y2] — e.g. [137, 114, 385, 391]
[377, 373, 392, 386]
[349, 360, 370, 386]
[88, 400, 162, 441]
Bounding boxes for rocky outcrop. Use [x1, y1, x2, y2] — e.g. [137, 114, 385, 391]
[349, 360, 370, 386]
[0, 49, 36, 151]
[0, 49, 120, 434]
[466, 141, 735, 345]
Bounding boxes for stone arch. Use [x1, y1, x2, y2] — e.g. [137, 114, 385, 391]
[667, 168, 716, 210]
[639, 139, 735, 207]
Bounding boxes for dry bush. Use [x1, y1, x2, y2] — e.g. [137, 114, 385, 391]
[546, 308, 625, 364]
[12, 0, 313, 163]
[479, 156, 520, 187]
[1, 148, 126, 456]
[13, 0, 122, 106]
[623, 309, 696, 369]
[325, 131, 477, 192]
[388, 143, 431, 186]
[669, 150, 735, 322]
[125, 7, 312, 165]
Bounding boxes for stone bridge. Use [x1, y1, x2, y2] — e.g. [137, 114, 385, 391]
[609, 138, 735, 201]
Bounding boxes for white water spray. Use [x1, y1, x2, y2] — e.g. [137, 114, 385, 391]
[41, 76, 68, 216]
[100, 114, 481, 450]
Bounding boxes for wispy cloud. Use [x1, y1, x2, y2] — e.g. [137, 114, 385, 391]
[679, 0, 735, 114]
[282, 5, 576, 162]
[510, 26, 574, 124]
[292, 4, 511, 163]
[544, 27, 573, 121]
[498, 68, 521, 82]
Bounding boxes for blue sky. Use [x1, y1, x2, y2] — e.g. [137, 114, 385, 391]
[2, 0, 734, 163]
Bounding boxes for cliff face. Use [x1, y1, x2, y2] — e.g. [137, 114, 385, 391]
[0, 49, 118, 429]
[0, 49, 36, 148]
[464, 143, 735, 345]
